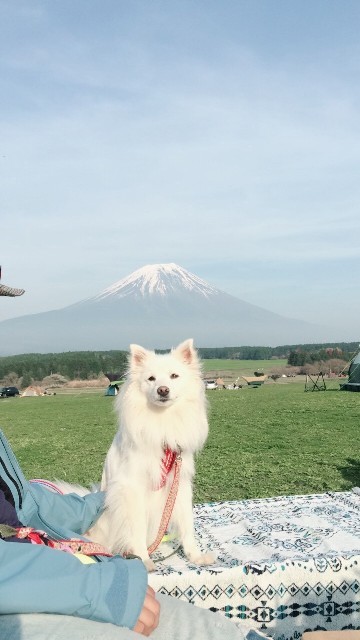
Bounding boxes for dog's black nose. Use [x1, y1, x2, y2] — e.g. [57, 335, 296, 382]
[157, 386, 169, 397]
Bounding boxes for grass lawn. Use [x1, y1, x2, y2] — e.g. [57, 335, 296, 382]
[202, 358, 287, 376]
[0, 381, 358, 503]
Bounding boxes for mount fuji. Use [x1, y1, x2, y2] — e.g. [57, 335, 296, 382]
[0, 263, 323, 355]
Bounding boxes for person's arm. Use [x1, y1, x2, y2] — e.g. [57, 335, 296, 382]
[0, 540, 148, 630]
[19, 483, 105, 540]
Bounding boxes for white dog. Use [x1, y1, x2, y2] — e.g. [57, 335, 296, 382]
[71, 339, 213, 572]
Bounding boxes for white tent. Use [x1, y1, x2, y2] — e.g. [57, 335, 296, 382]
[21, 386, 43, 397]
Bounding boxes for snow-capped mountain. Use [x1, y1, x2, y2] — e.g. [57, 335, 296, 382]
[91, 263, 218, 300]
[0, 263, 325, 355]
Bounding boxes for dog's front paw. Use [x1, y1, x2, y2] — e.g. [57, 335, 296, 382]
[143, 558, 157, 572]
[187, 551, 215, 566]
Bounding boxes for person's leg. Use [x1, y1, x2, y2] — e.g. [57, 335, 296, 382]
[152, 594, 270, 640]
[0, 613, 144, 640]
[0, 599, 270, 640]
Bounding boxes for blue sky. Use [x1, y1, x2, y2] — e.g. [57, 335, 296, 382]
[1, 0, 359, 342]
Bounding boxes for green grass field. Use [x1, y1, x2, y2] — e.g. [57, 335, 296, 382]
[202, 358, 287, 375]
[1, 380, 358, 503]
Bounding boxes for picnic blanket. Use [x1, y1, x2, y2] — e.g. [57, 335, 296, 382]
[149, 489, 360, 639]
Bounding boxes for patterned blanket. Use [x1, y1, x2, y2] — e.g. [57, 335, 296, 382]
[149, 489, 360, 640]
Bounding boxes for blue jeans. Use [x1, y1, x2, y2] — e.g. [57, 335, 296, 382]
[0, 594, 269, 640]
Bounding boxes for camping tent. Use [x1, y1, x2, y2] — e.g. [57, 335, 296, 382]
[21, 386, 43, 397]
[105, 381, 121, 396]
[242, 375, 267, 387]
[340, 350, 360, 392]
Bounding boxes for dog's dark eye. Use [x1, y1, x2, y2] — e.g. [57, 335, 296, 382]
[148, 376, 156, 381]
[170, 373, 179, 379]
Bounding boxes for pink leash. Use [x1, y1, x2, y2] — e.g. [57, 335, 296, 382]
[147, 451, 182, 556]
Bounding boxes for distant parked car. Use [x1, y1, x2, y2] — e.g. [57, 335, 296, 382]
[204, 380, 218, 390]
[0, 386, 20, 398]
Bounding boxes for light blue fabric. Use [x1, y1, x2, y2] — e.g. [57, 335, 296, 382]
[20, 481, 105, 540]
[0, 540, 146, 629]
[0, 429, 148, 629]
[0, 426, 105, 540]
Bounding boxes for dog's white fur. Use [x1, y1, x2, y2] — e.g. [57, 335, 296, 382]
[59, 339, 213, 572]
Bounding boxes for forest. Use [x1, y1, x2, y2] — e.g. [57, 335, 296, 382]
[0, 342, 357, 382]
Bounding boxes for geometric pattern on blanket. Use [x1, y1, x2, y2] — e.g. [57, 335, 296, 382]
[149, 490, 360, 640]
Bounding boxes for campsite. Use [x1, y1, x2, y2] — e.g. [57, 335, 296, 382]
[0, 351, 359, 638]
[0, 376, 358, 502]
[1, 349, 359, 638]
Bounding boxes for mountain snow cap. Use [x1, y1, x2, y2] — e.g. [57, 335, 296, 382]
[94, 263, 219, 300]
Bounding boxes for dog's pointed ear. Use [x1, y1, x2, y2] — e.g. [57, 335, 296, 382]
[129, 344, 150, 367]
[172, 339, 197, 365]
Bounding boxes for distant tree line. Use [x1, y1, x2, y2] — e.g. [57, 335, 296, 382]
[0, 351, 128, 382]
[287, 345, 357, 367]
[0, 342, 358, 382]
[198, 346, 275, 360]
[198, 342, 358, 362]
